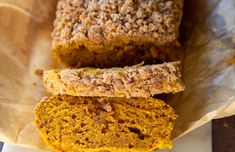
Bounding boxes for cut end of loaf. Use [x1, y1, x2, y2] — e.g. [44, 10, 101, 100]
[34, 95, 177, 152]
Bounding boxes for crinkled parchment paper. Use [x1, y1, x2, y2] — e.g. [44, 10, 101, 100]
[0, 0, 235, 150]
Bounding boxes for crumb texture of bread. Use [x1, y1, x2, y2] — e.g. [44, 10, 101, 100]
[55, 43, 181, 68]
[43, 61, 185, 98]
[52, 0, 183, 67]
[34, 95, 177, 152]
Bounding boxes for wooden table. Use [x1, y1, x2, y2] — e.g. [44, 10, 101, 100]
[212, 115, 235, 152]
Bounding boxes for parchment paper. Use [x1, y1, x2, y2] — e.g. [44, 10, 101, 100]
[0, 0, 235, 150]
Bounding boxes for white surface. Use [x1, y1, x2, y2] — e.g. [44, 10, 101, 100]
[2, 122, 211, 152]
[159, 121, 212, 152]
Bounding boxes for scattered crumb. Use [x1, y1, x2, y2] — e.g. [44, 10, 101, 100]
[33, 82, 37, 86]
[101, 102, 112, 112]
[35, 69, 44, 76]
[227, 55, 235, 65]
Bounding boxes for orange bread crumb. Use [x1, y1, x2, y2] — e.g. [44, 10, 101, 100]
[34, 95, 177, 152]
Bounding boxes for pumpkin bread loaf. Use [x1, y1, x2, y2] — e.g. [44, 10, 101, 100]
[52, 0, 183, 67]
[34, 95, 177, 152]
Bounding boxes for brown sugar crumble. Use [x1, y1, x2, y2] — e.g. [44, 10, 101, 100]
[227, 55, 235, 65]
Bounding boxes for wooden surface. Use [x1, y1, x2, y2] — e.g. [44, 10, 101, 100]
[212, 115, 235, 152]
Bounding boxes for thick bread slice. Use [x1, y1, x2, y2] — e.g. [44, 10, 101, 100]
[43, 61, 185, 98]
[34, 95, 177, 152]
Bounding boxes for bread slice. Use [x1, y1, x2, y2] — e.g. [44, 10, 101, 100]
[52, 0, 183, 67]
[34, 95, 177, 152]
[43, 61, 185, 98]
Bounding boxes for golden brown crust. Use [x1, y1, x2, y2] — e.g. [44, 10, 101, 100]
[43, 62, 185, 98]
[34, 95, 177, 152]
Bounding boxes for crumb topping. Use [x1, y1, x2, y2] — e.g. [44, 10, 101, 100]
[52, 0, 183, 46]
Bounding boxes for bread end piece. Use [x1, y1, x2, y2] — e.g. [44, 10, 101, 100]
[34, 95, 177, 152]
